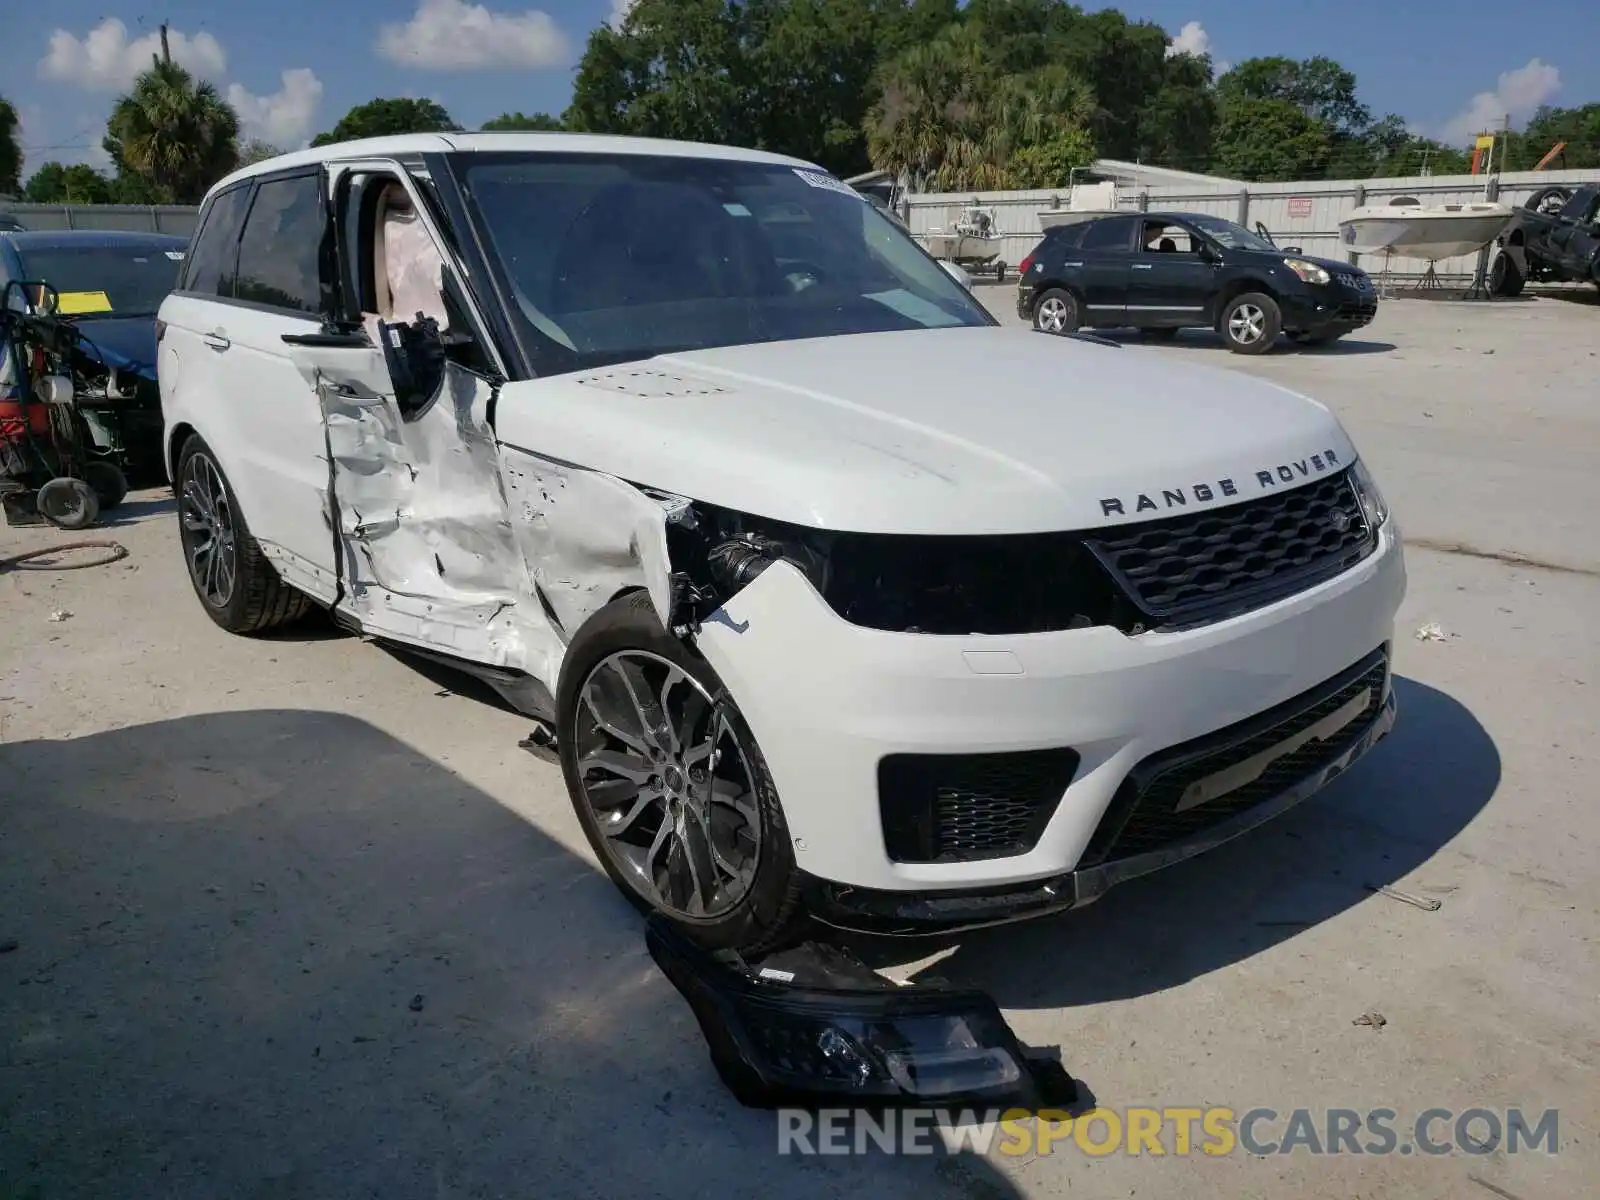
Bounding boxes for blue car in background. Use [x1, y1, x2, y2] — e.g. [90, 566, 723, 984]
[0, 229, 188, 482]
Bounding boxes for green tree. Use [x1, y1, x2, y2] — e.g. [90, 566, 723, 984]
[1212, 96, 1330, 182]
[103, 25, 240, 204]
[239, 140, 284, 166]
[23, 162, 114, 204]
[481, 111, 565, 131]
[1518, 103, 1600, 170]
[1217, 56, 1369, 135]
[311, 98, 457, 147]
[0, 97, 20, 195]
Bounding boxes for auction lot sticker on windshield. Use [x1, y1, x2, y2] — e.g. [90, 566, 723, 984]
[794, 169, 863, 199]
[55, 290, 113, 315]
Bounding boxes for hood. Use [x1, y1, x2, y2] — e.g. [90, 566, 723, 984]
[70, 316, 159, 381]
[492, 326, 1358, 536]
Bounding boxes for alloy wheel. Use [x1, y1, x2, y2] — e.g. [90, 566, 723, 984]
[180, 452, 238, 608]
[1228, 302, 1267, 345]
[1036, 296, 1072, 334]
[573, 650, 763, 921]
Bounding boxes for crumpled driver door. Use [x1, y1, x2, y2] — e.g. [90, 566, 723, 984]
[282, 331, 525, 653]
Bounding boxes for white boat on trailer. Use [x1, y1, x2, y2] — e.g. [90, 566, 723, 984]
[1338, 197, 1516, 262]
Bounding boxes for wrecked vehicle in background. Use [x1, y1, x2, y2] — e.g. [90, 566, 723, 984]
[1490, 183, 1600, 296]
[1, 229, 187, 483]
[159, 133, 1407, 956]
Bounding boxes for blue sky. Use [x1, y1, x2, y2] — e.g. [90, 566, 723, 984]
[6, 0, 1596, 180]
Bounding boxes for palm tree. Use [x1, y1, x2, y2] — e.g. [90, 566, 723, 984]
[104, 24, 240, 204]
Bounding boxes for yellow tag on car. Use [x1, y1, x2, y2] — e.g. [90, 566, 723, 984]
[55, 290, 114, 315]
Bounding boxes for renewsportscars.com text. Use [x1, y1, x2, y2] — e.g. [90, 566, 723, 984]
[777, 1106, 1560, 1157]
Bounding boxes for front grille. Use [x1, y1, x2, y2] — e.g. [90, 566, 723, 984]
[1335, 301, 1378, 321]
[1082, 467, 1376, 630]
[879, 748, 1080, 864]
[1082, 648, 1389, 865]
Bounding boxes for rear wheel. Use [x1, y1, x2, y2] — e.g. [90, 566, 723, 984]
[1221, 292, 1281, 354]
[1032, 288, 1081, 335]
[176, 434, 311, 634]
[82, 461, 128, 509]
[558, 592, 804, 953]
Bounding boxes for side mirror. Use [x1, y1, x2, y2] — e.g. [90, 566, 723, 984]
[1282, 245, 1303, 255]
[378, 314, 449, 418]
[1197, 242, 1220, 263]
[939, 260, 974, 291]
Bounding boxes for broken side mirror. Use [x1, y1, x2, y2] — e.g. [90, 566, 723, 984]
[376, 313, 480, 419]
[3, 279, 58, 317]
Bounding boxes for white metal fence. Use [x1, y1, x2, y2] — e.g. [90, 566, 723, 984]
[0, 202, 201, 238]
[905, 168, 1600, 283]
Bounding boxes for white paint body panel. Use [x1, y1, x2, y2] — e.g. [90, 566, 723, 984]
[492, 326, 1354, 535]
[696, 527, 1406, 891]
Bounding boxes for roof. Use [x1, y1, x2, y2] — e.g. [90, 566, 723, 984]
[1090, 158, 1246, 190]
[207, 131, 823, 204]
[0, 230, 189, 251]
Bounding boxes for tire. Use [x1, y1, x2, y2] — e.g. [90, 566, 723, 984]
[1489, 252, 1524, 297]
[1032, 287, 1081, 335]
[175, 433, 311, 634]
[36, 477, 99, 530]
[82, 461, 129, 509]
[1221, 291, 1281, 355]
[557, 591, 804, 953]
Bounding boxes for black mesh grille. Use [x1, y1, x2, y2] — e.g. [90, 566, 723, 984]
[1083, 468, 1375, 630]
[1083, 648, 1389, 864]
[880, 748, 1081, 864]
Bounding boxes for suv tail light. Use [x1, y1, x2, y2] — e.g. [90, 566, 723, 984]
[1018, 253, 1035, 276]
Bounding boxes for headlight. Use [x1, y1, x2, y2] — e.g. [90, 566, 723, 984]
[1284, 258, 1331, 285]
[1350, 457, 1389, 529]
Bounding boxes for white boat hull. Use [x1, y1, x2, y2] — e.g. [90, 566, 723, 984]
[1339, 203, 1514, 262]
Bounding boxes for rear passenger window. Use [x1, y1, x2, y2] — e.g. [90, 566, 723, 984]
[1080, 218, 1137, 251]
[183, 186, 250, 295]
[233, 173, 326, 314]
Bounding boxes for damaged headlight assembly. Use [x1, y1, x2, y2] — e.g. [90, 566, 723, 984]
[1349, 457, 1390, 531]
[647, 915, 1078, 1110]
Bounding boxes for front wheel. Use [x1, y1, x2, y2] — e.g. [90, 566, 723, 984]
[1221, 292, 1282, 354]
[175, 434, 311, 634]
[1032, 288, 1081, 335]
[557, 592, 804, 952]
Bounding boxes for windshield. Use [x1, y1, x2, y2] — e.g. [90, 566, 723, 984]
[1186, 215, 1279, 253]
[454, 152, 993, 376]
[14, 242, 186, 319]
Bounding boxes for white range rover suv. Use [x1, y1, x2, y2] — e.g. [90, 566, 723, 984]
[159, 133, 1406, 952]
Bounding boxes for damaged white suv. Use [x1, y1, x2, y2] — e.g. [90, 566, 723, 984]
[160, 134, 1406, 951]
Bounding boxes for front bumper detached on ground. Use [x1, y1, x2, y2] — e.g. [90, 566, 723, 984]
[646, 915, 1079, 1111]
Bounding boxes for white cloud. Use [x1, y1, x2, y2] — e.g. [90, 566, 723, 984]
[607, 0, 638, 30]
[376, 0, 570, 70]
[1439, 58, 1561, 145]
[228, 69, 324, 148]
[1167, 20, 1211, 59]
[40, 18, 227, 92]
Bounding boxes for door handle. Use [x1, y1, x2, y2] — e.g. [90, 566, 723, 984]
[202, 331, 231, 351]
[1131, 263, 1154, 270]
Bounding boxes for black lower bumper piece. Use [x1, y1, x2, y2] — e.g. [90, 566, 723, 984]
[645, 915, 1078, 1111]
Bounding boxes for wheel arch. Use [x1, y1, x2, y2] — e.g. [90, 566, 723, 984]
[1212, 277, 1280, 326]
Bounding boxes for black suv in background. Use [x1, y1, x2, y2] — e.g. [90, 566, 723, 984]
[1017, 211, 1378, 354]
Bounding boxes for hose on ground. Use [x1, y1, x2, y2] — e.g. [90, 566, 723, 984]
[0, 540, 129, 572]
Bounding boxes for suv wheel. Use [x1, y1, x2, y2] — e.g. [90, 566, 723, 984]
[557, 592, 804, 952]
[1033, 288, 1080, 335]
[1221, 292, 1281, 355]
[176, 434, 312, 634]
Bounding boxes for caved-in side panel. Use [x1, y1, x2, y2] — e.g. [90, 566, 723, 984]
[304, 353, 561, 681]
[498, 448, 674, 639]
